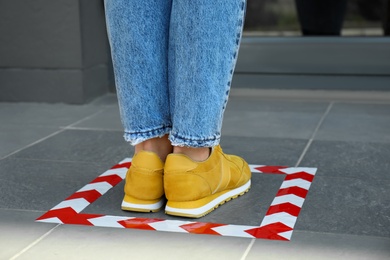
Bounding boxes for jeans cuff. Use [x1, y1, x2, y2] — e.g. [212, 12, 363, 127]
[169, 132, 220, 148]
[123, 126, 171, 146]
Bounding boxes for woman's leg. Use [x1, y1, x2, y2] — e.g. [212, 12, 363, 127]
[164, 0, 251, 218]
[168, 0, 246, 148]
[104, 0, 173, 212]
[105, 0, 172, 147]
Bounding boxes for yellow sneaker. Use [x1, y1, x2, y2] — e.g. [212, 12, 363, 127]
[121, 151, 165, 212]
[164, 145, 251, 218]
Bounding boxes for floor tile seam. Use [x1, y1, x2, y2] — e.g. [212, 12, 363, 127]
[9, 224, 61, 260]
[2, 156, 113, 166]
[0, 108, 108, 161]
[309, 137, 390, 145]
[0, 207, 46, 213]
[229, 89, 390, 104]
[1, 122, 119, 130]
[226, 111, 329, 116]
[239, 239, 256, 260]
[222, 134, 311, 141]
[231, 98, 390, 105]
[225, 111, 330, 118]
[64, 107, 109, 128]
[295, 102, 334, 167]
[309, 174, 390, 183]
[0, 123, 62, 129]
[61, 126, 123, 132]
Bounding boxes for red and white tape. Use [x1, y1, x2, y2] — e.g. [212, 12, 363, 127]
[37, 158, 317, 241]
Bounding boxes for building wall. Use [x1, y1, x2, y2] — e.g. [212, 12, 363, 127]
[0, 0, 113, 104]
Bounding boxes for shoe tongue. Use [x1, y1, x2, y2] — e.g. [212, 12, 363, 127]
[133, 151, 164, 169]
[165, 154, 198, 172]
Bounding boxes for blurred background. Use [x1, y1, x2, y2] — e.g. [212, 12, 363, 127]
[245, 0, 389, 36]
[0, 0, 389, 104]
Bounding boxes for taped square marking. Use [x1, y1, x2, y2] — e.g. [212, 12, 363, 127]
[36, 158, 317, 241]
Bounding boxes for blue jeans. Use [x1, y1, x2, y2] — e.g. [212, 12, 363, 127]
[104, 0, 246, 147]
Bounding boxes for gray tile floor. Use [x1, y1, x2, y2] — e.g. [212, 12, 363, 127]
[1, 91, 390, 259]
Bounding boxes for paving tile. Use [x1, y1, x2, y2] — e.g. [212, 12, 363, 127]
[16, 224, 251, 260]
[222, 111, 321, 139]
[10, 129, 132, 165]
[0, 102, 101, 127]
[300, 140, 390, 180]
[316, 103, 390, 143]
[0, 124, 59, 158]
[246, 230, 390, 260]
[89, 93, 118, 106]
[0, 158, 111, 211]
[232, 73, 390, 91]
[226, 98, 329, 113]
[329, 102, 390, 116]
[223, 99, 327, 139]
[295, 176, 390, 238]
[0, 209, 57, 260]
[220, 136, 308, 166]
[71, 105, 123, 131]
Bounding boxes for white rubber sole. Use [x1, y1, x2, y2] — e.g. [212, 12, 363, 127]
[165, 180, 251, 218]
[121, 197, 165, 213]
